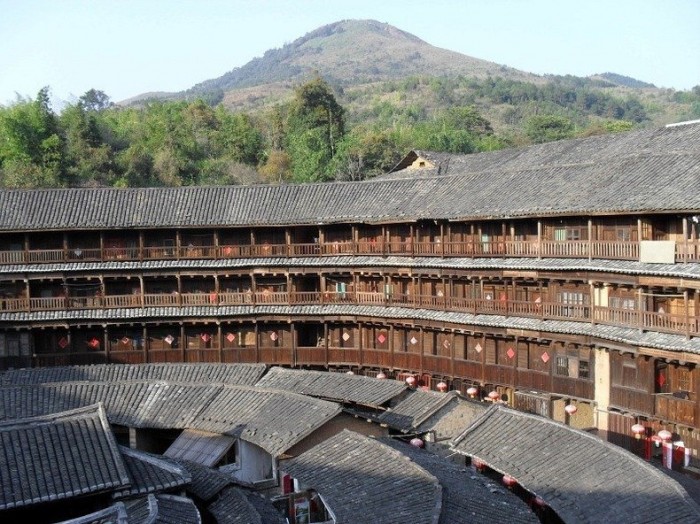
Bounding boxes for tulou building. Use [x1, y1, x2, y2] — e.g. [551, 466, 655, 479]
[1, 120, 699, 478]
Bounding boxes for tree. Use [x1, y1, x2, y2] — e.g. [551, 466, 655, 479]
[286, 77, 345, 182]
[524, 115, 575, 144]
[78, 89, 112, 112]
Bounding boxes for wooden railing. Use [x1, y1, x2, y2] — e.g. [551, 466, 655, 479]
[5, 239, 696, 265]
[655, 394, 697, 426]
[3, 290, 699, 338]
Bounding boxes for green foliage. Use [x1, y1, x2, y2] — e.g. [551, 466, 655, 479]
[525, 115, 575, 144]
[285, 77, 345, 182]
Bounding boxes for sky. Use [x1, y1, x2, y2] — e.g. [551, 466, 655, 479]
[0, 0, 698, 108]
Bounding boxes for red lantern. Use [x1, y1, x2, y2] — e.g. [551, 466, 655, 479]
[502, 474, 517, 488]
[488, 390, 500, 401]
[466, 386, 478, 398]
[658, 429, 672, 441]
[437, 381, 448, 392]
[472, 457, 486, 471]
[565, 404, 577, 415]
[405, 376, 416, 387]
[376, 372, 387, 380]
[631, 423, 645, 439]
[410, 438, 424, 448]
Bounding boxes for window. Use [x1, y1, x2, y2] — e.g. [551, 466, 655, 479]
[555, 227, 586, 241]
[609, 296, 636, 310]
[556, 356, 569, 377]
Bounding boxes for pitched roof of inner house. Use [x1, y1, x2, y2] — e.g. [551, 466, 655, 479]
[189, 385, 342, 456]
[0, 381, 342, 457]
[208, 486, 286, 524]
[175, 460, 237, 502]
[379, 438, 537, 524]
[55, 502, 129, 524]
[376, 390, 462, 432]
[450, 404, 700, 524]
[164, 429, 237, 467]
[1, 123, 699, 232]
[123, 494, 202, 524]
[283, 429, 442, 524]
[115, 446, 191, 498]
[255, 366, 407, 407]
[0, 403, 130, 511]
[0, 363, 266, 387]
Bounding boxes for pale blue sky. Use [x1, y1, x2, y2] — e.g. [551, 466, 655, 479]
[1, 0, 698, 107]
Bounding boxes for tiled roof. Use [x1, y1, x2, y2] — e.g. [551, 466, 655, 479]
[123, 494, 202, 524]
[377, 390, 460, 432]
[164, 429, 236, 467]
[4, 255, 700, 282]
[189, 385, 342, 456]
[208, 486, 286, 524]
[283, 430, 442, 524]
[116, 446, 191, 498]
[176, 460, 236, 502]
[385, 123, 700, 178]
[3, 302, 699, 356]
[0, 363, 266, 387]
[255, 366, 407, 407]
[0, 403, 129, 510]
[450, 405, 700, 523]
[380, 438, 537, 524]
[56, 502, 129, 524]
[0, 380, 341, 458]
[1, 123, 699, 231]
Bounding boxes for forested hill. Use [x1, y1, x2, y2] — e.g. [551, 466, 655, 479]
[184, 19, 536, 95]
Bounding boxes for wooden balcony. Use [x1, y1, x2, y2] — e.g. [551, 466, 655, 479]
[655, 393, 697, 426]
[611, 385, 655, 415]
[4, 239, 697, 266]
[4, 290, 699, 339]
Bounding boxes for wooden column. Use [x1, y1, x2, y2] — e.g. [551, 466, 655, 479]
[588, 218, 593, 261]
[217, 323, 223, 363]
[179, 324, 185, 362]
[537, 220, 542, 259]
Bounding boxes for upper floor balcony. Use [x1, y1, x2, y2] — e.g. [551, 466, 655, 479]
[0, 238, 699, 266]
[2, 289, 698, 340]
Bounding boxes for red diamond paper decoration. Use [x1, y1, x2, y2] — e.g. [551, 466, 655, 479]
[410, 336, 418, 345]
[342, 332, 350, 342]
[201, 333, 211, 342]
[270, 332, 278, 342]
[226, 332, 236, 343]
[58, 337, 69, 349]
[535, 296, 542, 304]
[507, 347, 515, 359]
[121, 336, 130, 345]
[88, 337, 100, 349]
[377, 333, 386, 344]
[657, 373, 666, 387]
[475, 343, 482, 353]
[541, 351, 550, 363]
[164, 335, 174, 345]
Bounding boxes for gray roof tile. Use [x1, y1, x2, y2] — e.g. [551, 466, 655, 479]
[255, 366, 407, 407]
[450, 404, 700, 523]
[283, 430, 442, 524]
[1, 123, 699, 231]
[0, 403, 129, 511]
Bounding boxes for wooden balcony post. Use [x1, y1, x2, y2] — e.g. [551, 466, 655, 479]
[138, 231, 144, 261]
[177, 276, 182, 307]
[217, 323, 223, 362]
[23, 233, 29, 264]
[63, 232, 69, 261]
[103, 325, 110, 363]
[139, 276, 145, 307]
[588, 218, 593, 261]
[537, 220, 542, 259]
[99, 231, 105, 262]
[351, 225, 358, 255]
[683, 217, 689, 264]
[285, 228, 291, 258]
[684, 290, 690, 338]
[440, 222, 445, 257]
[175, 231, 181, 261]
[179, 324, 185, 362]
[291, 322, 297, 367]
